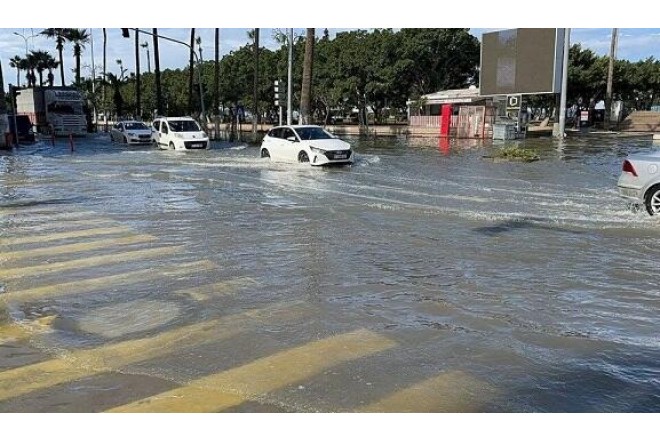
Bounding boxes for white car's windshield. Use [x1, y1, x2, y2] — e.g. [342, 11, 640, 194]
[169, 120, 201, 132]
[125, 122, 149, 130]
[294, 127, 333, 140]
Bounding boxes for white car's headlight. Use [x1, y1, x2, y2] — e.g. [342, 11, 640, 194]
[127, 132, 135, 137]
[174, 133, 183, 139]
[310, 146, 325, 153]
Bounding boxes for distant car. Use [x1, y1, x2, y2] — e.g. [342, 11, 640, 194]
[8, 114, 35, 143]
[260, 125, 352, 166]
[110, 121, 152, 145]
[618, 150, 660, 215]
[151, 117, 209, 150]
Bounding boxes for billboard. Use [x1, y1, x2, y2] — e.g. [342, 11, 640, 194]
[479, 28, 565, 96]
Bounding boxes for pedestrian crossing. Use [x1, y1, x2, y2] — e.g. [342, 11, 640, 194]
[0, 207, 498, 412]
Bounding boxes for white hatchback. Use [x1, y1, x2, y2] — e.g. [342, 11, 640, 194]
[618, 149, 660, 215]
[151, 117, 209, 150]
[110, 120, 152, 145]
[260, 125, 352, 166]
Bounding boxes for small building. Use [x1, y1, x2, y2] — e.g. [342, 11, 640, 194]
[407, 87, 495, 138]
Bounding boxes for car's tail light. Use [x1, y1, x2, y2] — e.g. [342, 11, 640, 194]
[623, 160, 638, 177]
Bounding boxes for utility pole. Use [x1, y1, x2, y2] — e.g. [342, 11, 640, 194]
[287, 28, 293, 125]
[557, 28, 571, 139]
[605, 28, 619, 131]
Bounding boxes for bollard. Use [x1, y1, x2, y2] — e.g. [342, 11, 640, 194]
[69, 133, 75, 153]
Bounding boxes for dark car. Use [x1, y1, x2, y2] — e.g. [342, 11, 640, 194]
[8, 114, 36, 143]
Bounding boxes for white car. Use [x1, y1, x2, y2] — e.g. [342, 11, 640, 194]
[260, 125, 352, 166]
[110, 120, 152, 145]
[617, 149, 660, 215]
[151, 117, 209, 150]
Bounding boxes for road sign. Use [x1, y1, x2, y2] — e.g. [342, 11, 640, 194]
[507, 94, 522, 109]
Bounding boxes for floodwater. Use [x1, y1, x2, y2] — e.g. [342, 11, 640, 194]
[1, 132, 659, 412]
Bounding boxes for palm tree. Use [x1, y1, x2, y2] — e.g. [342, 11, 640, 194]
[41, 28, 69, 86]
[25, 52, 38, 87]
[67, 28, 90, 86]
[30, 50, 52, 86]
[9, 56, 23, 87]
[153, 28, 163, 116]
[188, 28, 195, 115]
[300, 28, 315, 125]
[46, 56, 59, 87]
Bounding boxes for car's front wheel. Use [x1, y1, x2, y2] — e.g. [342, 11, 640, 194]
[169, 142, 176, 150]
[644, 185, 660, 215]
[298, 151, 309, 163]
[261, 148, 270, 158]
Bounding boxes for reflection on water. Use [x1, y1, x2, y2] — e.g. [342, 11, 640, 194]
[1, 133, 659, 412]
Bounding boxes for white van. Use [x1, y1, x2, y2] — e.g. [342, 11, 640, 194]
[151, 117, 209, 150]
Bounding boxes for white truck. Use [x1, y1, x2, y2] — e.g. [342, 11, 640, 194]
[15, 86, 87, 136]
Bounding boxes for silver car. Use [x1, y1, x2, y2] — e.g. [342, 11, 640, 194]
[617, 150, 660, 215]
[110, 121, 153, 145]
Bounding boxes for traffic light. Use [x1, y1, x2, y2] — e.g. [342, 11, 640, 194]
[274, 80, 280, 106]
[121, 28, 130, 38]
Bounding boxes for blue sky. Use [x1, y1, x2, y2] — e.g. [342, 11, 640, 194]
[1, 1, 659, 90]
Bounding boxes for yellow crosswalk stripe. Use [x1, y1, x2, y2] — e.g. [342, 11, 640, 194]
[4, 260, 216, 303]
[175, 278, 260, 301]
[358, 371, 497, 412]
[0, 302, 308, 402]
[108, 329, 397, 413]
[0, 245, 183, 280]
[0, 226, 133, 246]
[2, 234, 157, 262]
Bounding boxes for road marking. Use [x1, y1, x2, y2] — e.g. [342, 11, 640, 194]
[0, 245, 183, 280]
[0, 302, 308, 402]
[108, 329, 397, 413]
[175, 277, 260, 301]
[0, 226, 133, 246]
[358, 371, 497, 412]
[4, 260, 216, 303]
[1, 234, 157, 262]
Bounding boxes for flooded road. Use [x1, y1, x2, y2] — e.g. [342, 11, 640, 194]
[1, 132, 659, 412]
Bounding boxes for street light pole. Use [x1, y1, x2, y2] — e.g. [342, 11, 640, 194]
[13, 31, 36, 57]
[125, 28, 205, 122]
[557, 28, 571, 139]
[287, 28, 293, 125]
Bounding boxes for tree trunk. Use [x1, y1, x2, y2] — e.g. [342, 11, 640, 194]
[75, 48, 81, 85]
[300, 28, 315, 125]
[153, 28, 163, 116]
[188, 28, 195, 115]
[135, 30, 141, 119]
[58, 46, 65, 86]
[253, 28, 259, 136]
